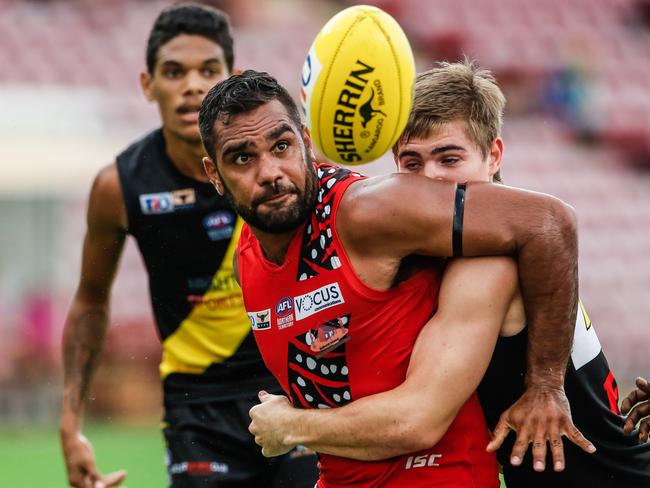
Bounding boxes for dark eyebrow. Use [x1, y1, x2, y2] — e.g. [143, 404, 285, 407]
[430, 144, 467, 155]
[159, 60, 183, 68]
[398, 145, 467, 160]
[222, 140, 254, 159]
[159, 58, 223, 68]
[202, 58, 224, 66]
[265, 123, 294, 142]
[397, 149, 422, 160]
[221, 123, 295, 159]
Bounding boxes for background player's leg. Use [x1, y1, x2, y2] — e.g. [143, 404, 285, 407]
[163, 401, 272, 487]
[267, 446, 320, 488]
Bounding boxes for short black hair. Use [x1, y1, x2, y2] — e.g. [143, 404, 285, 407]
[199, 70, 302, 160]
[146, 3, 234, 74]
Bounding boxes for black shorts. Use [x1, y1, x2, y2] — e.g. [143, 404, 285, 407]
[163, 398, 319, 488]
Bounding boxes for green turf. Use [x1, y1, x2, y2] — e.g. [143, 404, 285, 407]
[0, 423, 167, 487]
[0, 422, 507, 487]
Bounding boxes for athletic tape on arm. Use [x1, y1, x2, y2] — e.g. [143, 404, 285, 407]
[452, 183, 466, 257]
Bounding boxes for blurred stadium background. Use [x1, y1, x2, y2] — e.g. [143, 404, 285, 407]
[1, 0, 649, 485]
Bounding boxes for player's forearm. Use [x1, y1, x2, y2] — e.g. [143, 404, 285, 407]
[463, 187, 578, 388]
[518, 199, 577, 387]
[285, 393, 436, 460]
[60, 300, 110, 431]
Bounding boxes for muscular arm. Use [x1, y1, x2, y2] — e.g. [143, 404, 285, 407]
[339, 174, 578, 392]
[60, 163, 128, 487]
[250, 257, 518, 460]
[338, 174, 589, 469]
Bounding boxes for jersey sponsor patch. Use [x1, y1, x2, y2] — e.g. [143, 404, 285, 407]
[248, 308, 271, 330]
[275, 296, 295, 330]
[294, 283, 344, 321]
[405, 453, 443, 469]
[571, 300, 602, 370]
[139, 188, 196, 215]
[203, 211, 235, 241]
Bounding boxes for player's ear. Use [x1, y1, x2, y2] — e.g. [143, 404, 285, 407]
[488, 137, 504, 179]
[302, 125, 317, 159]
[203, 157, 224, 196]
[140, 71, 154, 102]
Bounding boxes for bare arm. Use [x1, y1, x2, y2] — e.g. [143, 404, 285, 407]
[249, 257, 518, 460]
[60, 163, 128, 488]
[338, 174, 590, 470]
[340, 174, 577, 388]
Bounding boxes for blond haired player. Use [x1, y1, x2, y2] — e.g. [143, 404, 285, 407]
[247, 60, 650, 487]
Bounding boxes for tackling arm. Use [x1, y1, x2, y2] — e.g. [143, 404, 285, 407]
[249, 257, 518, 460]
[339, 174, 587, 470]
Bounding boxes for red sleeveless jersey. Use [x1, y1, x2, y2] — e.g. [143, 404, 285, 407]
[237, 164, 498, 487]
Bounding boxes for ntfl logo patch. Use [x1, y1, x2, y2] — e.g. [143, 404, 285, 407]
[248, 309, 271, 331]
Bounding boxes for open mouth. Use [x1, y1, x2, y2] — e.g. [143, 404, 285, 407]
[177, 103, 201, 123]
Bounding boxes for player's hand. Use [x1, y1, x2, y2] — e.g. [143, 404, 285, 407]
[248, 391, 295, 457]
[621, 376, 650, 442]
[60, 429, 127, 488]
[486, 385, 596, 472]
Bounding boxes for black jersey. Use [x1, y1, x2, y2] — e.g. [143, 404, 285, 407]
[478, 300, 650, 487]
[116, 129, 279, 406]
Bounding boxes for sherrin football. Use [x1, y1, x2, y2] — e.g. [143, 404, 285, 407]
[300, 5, 415, 165]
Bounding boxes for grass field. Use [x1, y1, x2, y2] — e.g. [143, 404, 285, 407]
[1, 422, 507, 487]
[0, 423, 167, 487]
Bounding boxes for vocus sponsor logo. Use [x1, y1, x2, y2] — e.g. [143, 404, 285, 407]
[294, 283, 344, 321]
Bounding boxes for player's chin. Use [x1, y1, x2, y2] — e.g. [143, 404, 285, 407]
[257, 206, 304, 233]
[174, 124, 202, 144]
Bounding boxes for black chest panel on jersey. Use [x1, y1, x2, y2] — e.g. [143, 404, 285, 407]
[478, 326, 650, 487]
[116, 129, 278, 405]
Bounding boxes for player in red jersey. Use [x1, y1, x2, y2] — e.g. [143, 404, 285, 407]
[197, 70, 589, 486]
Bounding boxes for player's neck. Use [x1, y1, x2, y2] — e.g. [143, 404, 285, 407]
[252, 227, 298, 266]
[162, 127, 210, 182]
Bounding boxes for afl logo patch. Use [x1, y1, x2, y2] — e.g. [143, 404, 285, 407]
[275, 296, 293, 317]
[202, 211, 235, 241]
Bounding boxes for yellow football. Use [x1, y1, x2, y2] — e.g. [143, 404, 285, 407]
[300, 5, 415, 165]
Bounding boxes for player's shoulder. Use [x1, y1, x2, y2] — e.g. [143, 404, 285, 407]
[87, 162, 127, 226]
[338, 172, 447, 231]
[92, 162, 120, 197]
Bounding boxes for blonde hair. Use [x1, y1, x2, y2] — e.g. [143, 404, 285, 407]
[397, 59, 506, 181]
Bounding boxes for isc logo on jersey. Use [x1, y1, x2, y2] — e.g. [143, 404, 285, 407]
[294, 283, 344, 321]
[248, 308, 271, 331]
[202, 211, 235, 241]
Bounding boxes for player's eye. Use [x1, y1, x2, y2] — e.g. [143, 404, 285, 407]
[404, 161, 421, 172]
[440, 157, 459, 165]
[234, 153, 251, 165]
[275, 141, 289, 152]
[203, 67, 220, 77]
[164, 68, 183, 79]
